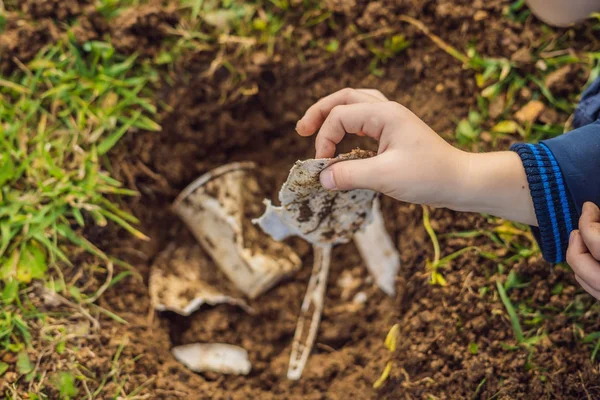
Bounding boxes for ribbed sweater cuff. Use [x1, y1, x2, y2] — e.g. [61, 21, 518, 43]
[510, 143, 578, 263]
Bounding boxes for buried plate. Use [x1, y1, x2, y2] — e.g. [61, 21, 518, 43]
[354, 198, 400, 296]
[173, 162, 302, 299]
[149, 242, 253, 316]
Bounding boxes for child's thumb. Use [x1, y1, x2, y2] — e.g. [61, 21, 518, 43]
[319, 156, 382, 192]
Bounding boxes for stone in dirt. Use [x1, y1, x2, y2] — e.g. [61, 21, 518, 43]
[171, 343, 251, 375]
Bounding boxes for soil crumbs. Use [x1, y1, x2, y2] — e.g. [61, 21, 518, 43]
[4, 0, 600, 398]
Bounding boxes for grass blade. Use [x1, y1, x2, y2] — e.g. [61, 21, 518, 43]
[496, 281, 524, 343]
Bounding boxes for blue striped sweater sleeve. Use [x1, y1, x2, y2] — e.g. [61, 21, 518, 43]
[510, 143, 579, 263]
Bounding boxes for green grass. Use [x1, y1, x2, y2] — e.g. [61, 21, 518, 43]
[0, 34, 160, 396]
[96, 0, 149, 18]
[0, 37, 159, 288]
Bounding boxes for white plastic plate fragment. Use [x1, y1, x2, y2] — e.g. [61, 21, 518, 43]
[172, 343, 251, 375]
[149, 242, 253, 316]
[253, 149, 378, 245]
[354, 198, 400, 296]
[287, 245, 331, 380]
[172, 162, 302, 299]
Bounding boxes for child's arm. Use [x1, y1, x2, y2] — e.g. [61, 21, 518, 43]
[296, 88, 537, 225]
[297, 88, 600, 264]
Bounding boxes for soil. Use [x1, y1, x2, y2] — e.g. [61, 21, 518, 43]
[3, 0, 600, 398]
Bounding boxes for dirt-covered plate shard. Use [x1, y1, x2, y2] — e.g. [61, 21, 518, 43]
[253, 149, 378, 245]
[149, 242, 253, 316]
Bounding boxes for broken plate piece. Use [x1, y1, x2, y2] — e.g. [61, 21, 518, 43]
[354, 198, 400, 296]
[287, 244, 331, 380]
[172, 162, 302, 299]
[253, 149, 377, 245]
[172, 343, 251, 375]
[149, 242, 253, 316]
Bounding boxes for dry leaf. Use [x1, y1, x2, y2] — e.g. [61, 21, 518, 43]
[491, 120, 519, 134]
[515, 100, 545, 124]
[544, 65, 571, 90]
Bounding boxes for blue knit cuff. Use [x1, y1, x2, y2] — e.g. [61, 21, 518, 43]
[510, 143, 578, 263]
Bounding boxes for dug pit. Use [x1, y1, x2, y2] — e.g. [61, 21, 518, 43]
[96, 4, 600, 396]
[104, 72, 404, 398]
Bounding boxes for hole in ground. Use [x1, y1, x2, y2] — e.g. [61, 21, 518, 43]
[103, 67, 396, 396]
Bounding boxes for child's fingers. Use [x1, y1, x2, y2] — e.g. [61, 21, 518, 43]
[579, 202, 600, 260]
[355, 89, 388, 101]
[566, 230, 600, 291]
[320, 153, 387, 192]
[575, 274, 600, 301]
[296, 88, 383, 137]
[314, 102, 396, 158]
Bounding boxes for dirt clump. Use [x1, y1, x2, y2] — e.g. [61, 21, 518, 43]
[0, 19, 59, 72]
[110, 4, 179, 56]
[20, 0, 90, 20]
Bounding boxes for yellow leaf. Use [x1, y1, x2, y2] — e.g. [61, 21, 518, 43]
[431, 271, 447, 286]
[494, 221, 528, 236]
[28, 59, 56, 70]
[0, 251, 19, 280]
[373, 361, 393, 389]
[17, 243, 48, 283]
[491, 120, 519, 134]
[499, 62, 512, 81]
[475, 74, 485, 88]
[425, 259, 433, 272]
[384, 324, 400, 352]
[481, 83, 500, 98]
[514, 100, 545, 124]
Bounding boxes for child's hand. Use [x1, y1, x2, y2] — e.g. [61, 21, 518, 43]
[296, 88, 537, 226]
[296, 88, 468, 208]
[567, 202, 600, 300]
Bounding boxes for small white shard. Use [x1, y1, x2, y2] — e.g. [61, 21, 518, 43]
[287, 245, 332, 381]
[172, 343, 251, 375]
[149, 243, 252, 316]
[253, 149, 377, 245]
[353, 198, 400, 296]
[172, 162, 302, 299]
[337, 270, 362, 301]
[352, 291, 368, 305]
